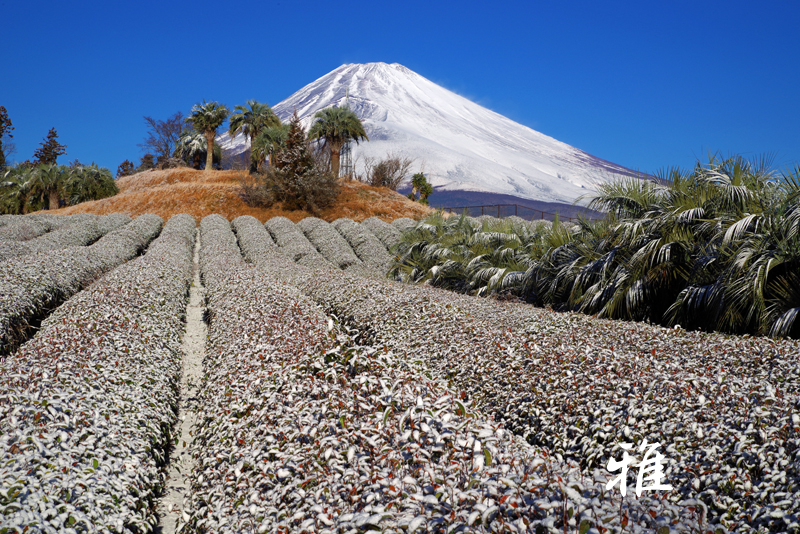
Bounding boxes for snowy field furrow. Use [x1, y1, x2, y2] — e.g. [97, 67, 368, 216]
[298, 217, 363, 270]
[0, 211, 796, 533]
[0, 214, 195, 533]
[291, 267, 800, 533]
[264, 216, 333, 269]
[0, 214, 130, 262]
[361, 216, 403, 251]
[183, 217, 700, 533]
[332, 218, 393, 273]
[0, 214, 163, 356]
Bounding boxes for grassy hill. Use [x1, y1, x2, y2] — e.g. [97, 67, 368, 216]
[50, 168, 433, 222]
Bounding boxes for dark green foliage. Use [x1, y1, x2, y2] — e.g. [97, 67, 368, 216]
[274, 113, 314, 176]
[240, 112, 339, 214]
[0, 106, 12, 139]
[64, 164, 118, 205]
[185, 101, 229, 172]
[0, 167, 28, 214]
[409, 172, 433, 203]
[173, 130, 221, 169]
[252, 123, 290, 172]
[308, 106, 368, 177]
[0, 164, 117, 214]
[117, 160, 135, 177]
[138, 154, 156, 172]
[392, 154, 800, 338]
[228, 100, 280, 172]
[32, 128, 67, 165]
[391, 211, 534, 295]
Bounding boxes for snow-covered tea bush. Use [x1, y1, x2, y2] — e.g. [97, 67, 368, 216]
[0, 214, 195, 533]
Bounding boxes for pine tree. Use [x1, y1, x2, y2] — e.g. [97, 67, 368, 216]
[32, 128, 67, 165]
[242, 111, 339, 213]
[138, 154, 155, 172]
[272, 112, 315, 178]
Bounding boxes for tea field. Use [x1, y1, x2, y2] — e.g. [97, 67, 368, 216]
[1, 213, 798, 534]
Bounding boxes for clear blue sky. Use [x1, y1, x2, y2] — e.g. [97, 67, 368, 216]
[3, 0, 799, 175]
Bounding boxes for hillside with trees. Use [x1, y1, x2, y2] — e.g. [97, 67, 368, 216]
[1, 113, 118, 214]
[47, 167, 431, 222]
[2, 98, 432, 220]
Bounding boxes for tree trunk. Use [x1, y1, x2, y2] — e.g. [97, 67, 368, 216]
[249, 133, 258, 173]
[205, 130, 215, 172]
[330, 142, 343, 178]
[48, 189, 59, 210]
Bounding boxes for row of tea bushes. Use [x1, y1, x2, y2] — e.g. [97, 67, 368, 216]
[200, 215, 246, 289]
[0, 214, 196, 533]
[0, 217, 52, 241]
[0, 213, 72, 241]
[264, 216, 333, 269]
[231, 216, 276, 264]
[390, 217, 416, 234]
[0, 214, 131, 262]
[186, 217, 698, 533]
[0, 215, 163, 356]
[361, 216, 403, 250]
[297, 217, 363, 271]
[289, 266, 800, 532]
[258, 216, 409, 275]
[331, 218, 393, 274]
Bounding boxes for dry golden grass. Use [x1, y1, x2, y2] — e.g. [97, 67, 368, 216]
[50, 169, 433, 223]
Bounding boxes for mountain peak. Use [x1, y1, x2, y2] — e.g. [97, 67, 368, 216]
[221, 63, 637, 204]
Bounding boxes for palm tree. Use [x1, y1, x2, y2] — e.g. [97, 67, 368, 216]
[23, 164, 67, 210]
[64, 164, 118, 205]
[185, 101, 229, 172]
[1, 163, 118, 214]
[389, 154, 800, 338]
[308, 106, 368, 178]
[251, 122, 290, 172]
[228, 100, 280, 172]
[174, 130, 221, 170]
[0, 167, 32, 214]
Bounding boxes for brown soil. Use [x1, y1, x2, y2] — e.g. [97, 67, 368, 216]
[50, 168, 433, 223]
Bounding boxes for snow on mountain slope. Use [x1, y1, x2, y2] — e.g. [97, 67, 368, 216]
[219, 62, 638, 205]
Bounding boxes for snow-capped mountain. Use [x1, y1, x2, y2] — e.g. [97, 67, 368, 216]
[219, 62, 638, 205]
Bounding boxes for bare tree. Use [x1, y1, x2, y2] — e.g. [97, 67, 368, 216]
[360, 152, 414, 190]
[138, 112, 184, 159]
[0, 139, 15, 167]
[0, 105, 15, 168]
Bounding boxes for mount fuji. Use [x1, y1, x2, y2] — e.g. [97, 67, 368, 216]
[219, 62, 638, 209]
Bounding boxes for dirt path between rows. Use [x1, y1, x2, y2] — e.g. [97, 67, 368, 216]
[156, 232, 206, 533]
